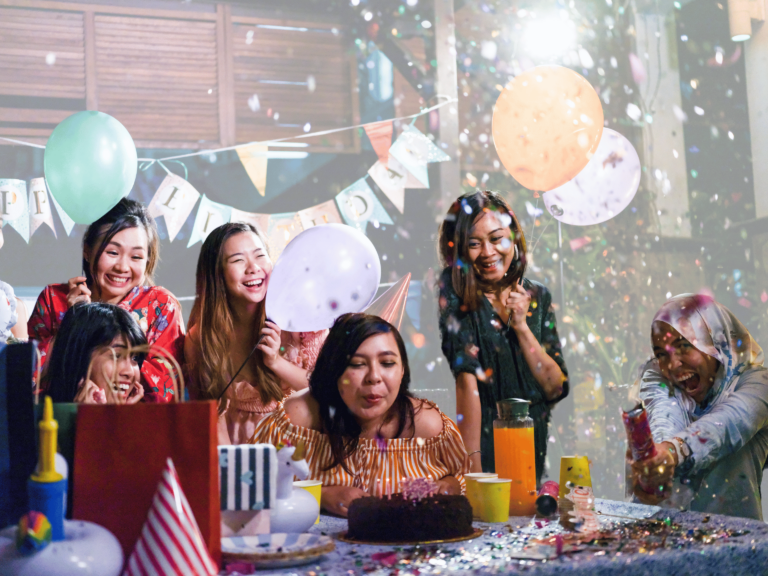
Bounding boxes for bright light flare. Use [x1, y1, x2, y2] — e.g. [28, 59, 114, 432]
[521, 16, 577, 61]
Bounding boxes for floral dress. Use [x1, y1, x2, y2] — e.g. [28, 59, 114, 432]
[28, 283, 185, 403]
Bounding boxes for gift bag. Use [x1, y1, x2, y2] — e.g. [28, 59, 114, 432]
[72, 400, 220, 565]
[0, 342, 36, 529]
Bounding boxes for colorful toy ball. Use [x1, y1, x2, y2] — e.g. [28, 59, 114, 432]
[15, 511, 52, 555]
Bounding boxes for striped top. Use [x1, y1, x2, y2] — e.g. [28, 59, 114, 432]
[250, 401, 469, 495]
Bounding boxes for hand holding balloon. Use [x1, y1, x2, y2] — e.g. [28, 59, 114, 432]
[505, 283, 532, 331]
[257, 320, 282, 369]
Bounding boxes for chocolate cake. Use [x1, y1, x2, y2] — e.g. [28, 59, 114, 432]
[347, 493, 474, 542]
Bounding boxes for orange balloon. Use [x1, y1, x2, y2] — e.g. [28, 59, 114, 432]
[492, 66, 604, 192]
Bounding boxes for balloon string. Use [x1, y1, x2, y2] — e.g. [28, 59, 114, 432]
[216, 332, 267, 401]
[0, 136, 46, 148]
[528, 213, 554, 255]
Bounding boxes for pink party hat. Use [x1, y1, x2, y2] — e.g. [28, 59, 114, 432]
[364, 273, 411, 330]
[123, 458, 217, 576]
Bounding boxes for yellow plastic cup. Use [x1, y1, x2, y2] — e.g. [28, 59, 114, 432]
[465, 473, 498, 519]
[294, 480, 322, 524]
[558, 456, 592, 497]
[476, 478, 512, 523]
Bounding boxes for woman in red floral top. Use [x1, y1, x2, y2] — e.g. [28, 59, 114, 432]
[28, 198, 184, 402]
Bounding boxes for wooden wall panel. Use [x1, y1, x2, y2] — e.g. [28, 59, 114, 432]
[0, 6, 85, 141]
[0, 1, 359, 152]
[231, 19, 359, 152]
[93, 14, 220, 148]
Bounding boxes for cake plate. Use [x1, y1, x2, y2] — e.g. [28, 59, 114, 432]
[221, 533, 335, 569]
[337, 527, 484, 546]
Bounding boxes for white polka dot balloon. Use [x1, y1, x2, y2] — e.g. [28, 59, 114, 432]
[543, 128, 641, 226]
[265, 223, 381, 332]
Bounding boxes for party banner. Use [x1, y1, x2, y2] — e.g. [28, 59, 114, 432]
[335, 177, 393, 233]
[389, 125, 451, 188]
[27, 178, 56, 239]
[367, 156, 426, 213]
[266, 212, 303, 258]
[297, 199, 343, 229]
[363, 121, 393, 166]
[187, 195, 233, 247]
[231, 207, 270, 235]
[237, 144, 268, 197]
[0, 179, 29, 243]
[147, 174, 201, 242]
[48, 184, 75, 237]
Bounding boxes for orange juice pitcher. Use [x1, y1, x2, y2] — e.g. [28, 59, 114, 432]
[493, 398, 537, 516]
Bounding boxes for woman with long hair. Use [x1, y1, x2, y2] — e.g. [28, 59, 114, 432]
[28, 198, 184, 402]
[43, 303, 147, 404]
[631, 293, 768, 520]
[437, 190, 568, 482]
[185, 222, 324, 444]
[251, 313, 468, 517]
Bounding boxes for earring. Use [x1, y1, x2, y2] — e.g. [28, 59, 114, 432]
[514, 244, 518, 261]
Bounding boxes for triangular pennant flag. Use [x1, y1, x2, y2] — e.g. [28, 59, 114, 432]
[334, 178, 393, 234]
[230, 208, 270, 234]
[123, 458, 217, 576]
[297, 199, 343, 229]
[363, 121, 393, 166]
[187, 195, 232, 248]
[364, 273, 411, 330]
[48, 183, 75, 237]
[237, 144, 268, 197]
[389, 125, 451, 188]
[0, 179, 29, 243]
[28, 178, 56, 239]
[148, 174, 201, 242]
[367, 156, 426, 214]
[266, 212, 303, 259]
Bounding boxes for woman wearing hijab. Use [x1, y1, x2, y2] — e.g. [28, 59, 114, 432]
[630, 293, 768, 520]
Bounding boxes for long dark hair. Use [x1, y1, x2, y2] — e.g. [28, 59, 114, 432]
[187, 222, 281, 405]
[310, 313, 416, 473]
[82, 198, 160, 290]
[42, 303, 147, 403]
[437, 190, 527, 310]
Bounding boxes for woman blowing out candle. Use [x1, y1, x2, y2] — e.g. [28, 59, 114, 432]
[251, 313, 468, 516]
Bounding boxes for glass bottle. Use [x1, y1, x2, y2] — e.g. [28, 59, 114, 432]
[493, 398, 537, 515]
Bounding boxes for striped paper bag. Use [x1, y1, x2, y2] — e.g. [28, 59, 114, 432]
[218, 444, 276, 536]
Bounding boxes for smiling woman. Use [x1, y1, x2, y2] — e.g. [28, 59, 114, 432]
[437, 191, 569, 481]
[28, 199, 185, 402]
[185, 222, 327, 445]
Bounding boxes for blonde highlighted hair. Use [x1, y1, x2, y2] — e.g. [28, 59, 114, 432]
[187, 222, 282, 405]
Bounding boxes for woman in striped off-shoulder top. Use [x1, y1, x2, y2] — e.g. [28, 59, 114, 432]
[251, 313, 469, 517]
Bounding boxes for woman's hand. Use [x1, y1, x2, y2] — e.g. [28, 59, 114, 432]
[504, 283, 531, 331]
[321, 485, 368, 517]
[67, 276, 91, 308]
[125, 381, 144, 404]
[435, 475, 461, 495]
[74, 379, 106, 404]
[631, 442, 677, 503]
[258, 320, 282, 369]
[468, 451, 483, 473]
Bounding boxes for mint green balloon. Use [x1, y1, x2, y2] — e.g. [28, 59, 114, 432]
[44, 111, 137, 224]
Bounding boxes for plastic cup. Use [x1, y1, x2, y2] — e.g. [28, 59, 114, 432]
[558, 456, 592, 498]
[294, 480, 322, 524]
[464, 473, 498, 519]
[476, 478, 512, 523]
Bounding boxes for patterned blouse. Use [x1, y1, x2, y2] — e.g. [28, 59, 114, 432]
[28, 283, 185, 403]
[438, 267, 569, 482]
[251, 401, 469, 495]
